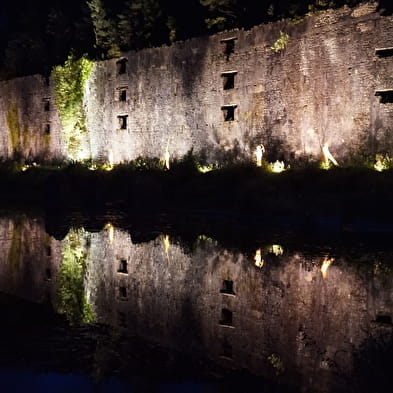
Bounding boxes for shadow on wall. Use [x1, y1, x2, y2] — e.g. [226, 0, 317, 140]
[353, 328, 393, 393]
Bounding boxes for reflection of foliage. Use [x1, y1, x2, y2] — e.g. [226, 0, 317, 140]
[268, 353, 285, 375]
[56, 228, 94, 325]
[271, 31, 290, 52]
[52, 55, 93, 160]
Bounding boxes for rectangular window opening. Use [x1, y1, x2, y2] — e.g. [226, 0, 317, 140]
[375, 89, 393, 103]
[117, 58, 128, 75]
[44, 123, 51, 135]
[221, 105, 237, 121]
[220, 280, 235, 295]
[43, 98, 50, 111]
[119, 88, 127, 102]
[375, 314, 392, 324]
[118, 311, 127, 327]
[220, 308, 233, 326]
[119, 286, 127, 299]
[222, 72, 236, 90]
[221, 338, 233, 359]
[46, 246, 51, 257]
[118, 259, 128, 274]
[375, 47, 393, 57]
[118, 115, 128, 130]
[220, 37, 237, 60]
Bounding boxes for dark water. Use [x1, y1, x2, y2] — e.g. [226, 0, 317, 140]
[0, 212, 392, 393]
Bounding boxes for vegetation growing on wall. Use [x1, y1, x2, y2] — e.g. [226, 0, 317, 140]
[6, 102, 20, 154]
[52, 55, 94, 160]
[56, 228, 94, 325]
[271, 31, 290, 52]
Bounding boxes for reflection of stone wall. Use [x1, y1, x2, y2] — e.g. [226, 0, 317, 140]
[0, 218, 392, 392]
[0, 216, 61, 304]
[1, 4, 393, 163]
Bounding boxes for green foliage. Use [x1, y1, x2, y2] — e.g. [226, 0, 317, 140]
[52, 55, 94, 160]
[6, 102, 20, 154]
[56, 228, 94, 325]
[268, 353, 285, 375]
[271, 31, 290, 52]
[87, 0, 120, 58]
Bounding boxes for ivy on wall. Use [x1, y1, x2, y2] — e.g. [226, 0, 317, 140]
[56, 228, 94, 325]
[52, 55, 93, 160]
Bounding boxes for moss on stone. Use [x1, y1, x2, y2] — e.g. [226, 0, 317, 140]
[52, 55, 94, 160]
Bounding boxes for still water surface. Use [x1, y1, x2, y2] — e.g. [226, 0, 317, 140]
[0, 213, 392, 393]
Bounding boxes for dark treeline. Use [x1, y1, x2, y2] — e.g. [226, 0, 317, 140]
[0, 1, 391, 79]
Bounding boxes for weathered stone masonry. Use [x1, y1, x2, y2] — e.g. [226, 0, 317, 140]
[0, 3, 392, 163]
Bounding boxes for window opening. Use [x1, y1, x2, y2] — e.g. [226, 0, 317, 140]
[119, 286, 127, 299]
[220, 280, 235, 295]
[45, 268, 52, 280]
[46, 246, 51, 257]
[375, 89, 393, 103]
[118, 115, 128, 130]
[117, 58, 128, 75]
[44, 123, 51, 135]
[222, 71, 237, 90]
[220, 37, 237, 60]
[221, 105, 237, 121]
[44, 98, 50, 111]
[118, 259, 128, 274]
[119, 88, 127, 102]
[375, 47, 393, 57]
[220, 308, 233, 326]
[375, 315, 392, 324]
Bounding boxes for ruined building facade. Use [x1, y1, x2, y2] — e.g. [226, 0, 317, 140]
[0, 2, 392, 164]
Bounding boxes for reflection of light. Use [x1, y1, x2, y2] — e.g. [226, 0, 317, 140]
[256, 145, 265, 167]
[163, 235, 170, 262]
[103, 150, 114, 171]
[197, 165, 214, 173]
[321, 142, 339, 170]
[374, 154, 390, 172]
[254, 249, 264, 268]
[164, 147, 170, 170]
[321, 256, 334, 278]
[269, 160, 287, 173]
[268, 244, 284, 256]
[104, 223, 114, 244]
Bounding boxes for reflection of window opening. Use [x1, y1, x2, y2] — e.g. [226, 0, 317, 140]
[45, 268, 52, 280]
[375, 315, 392, 324]
[221, 338, 233, 359]
[220, 37, 237, 60]
[118, 311, 127, 327]
[117, 58, 128, 75]
[118, 259, 128, 274]
[222, 71, 237, 90]
[221, 105, 237, 121]
[375, 47, 393, 57]
[220, 308, 233, 326]
[46, 246, 51, 257]
[44, 98, 50, 111]
[44, 123, 51, 134]
[119, 88, 127, 101]
[375, 89, 393, 103]
[119, 286, 127, 299]
[220, 280, 235, 295]
[118, 115, 128, 130]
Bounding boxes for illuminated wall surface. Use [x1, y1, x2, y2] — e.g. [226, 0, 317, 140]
[1, 3, 393, 163]
[0, 216, 392, 392]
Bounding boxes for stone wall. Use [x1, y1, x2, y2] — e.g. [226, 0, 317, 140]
[0, 3, 392, 164]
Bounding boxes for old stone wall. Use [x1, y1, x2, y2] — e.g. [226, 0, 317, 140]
[0, 3, 392, 164]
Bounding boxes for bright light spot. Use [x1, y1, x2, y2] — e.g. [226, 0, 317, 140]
[103, 150, 114, 171]
[197, 234, 214, 242]
[321, 142, 339, 170]
[320, 256, 334, 278]
[197, 165, 214, 173]
[374, 154, 391, 172]
[256, 144, 265, 167]
[254, 249, 264, 268]
[21, 165, 30, 171]
[163, 235, 170, 263]
[164, 147, 170, 170]
[267, 244, 284, 256]
[104, 223, 114, 244]
[269, 160, 288, 173]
